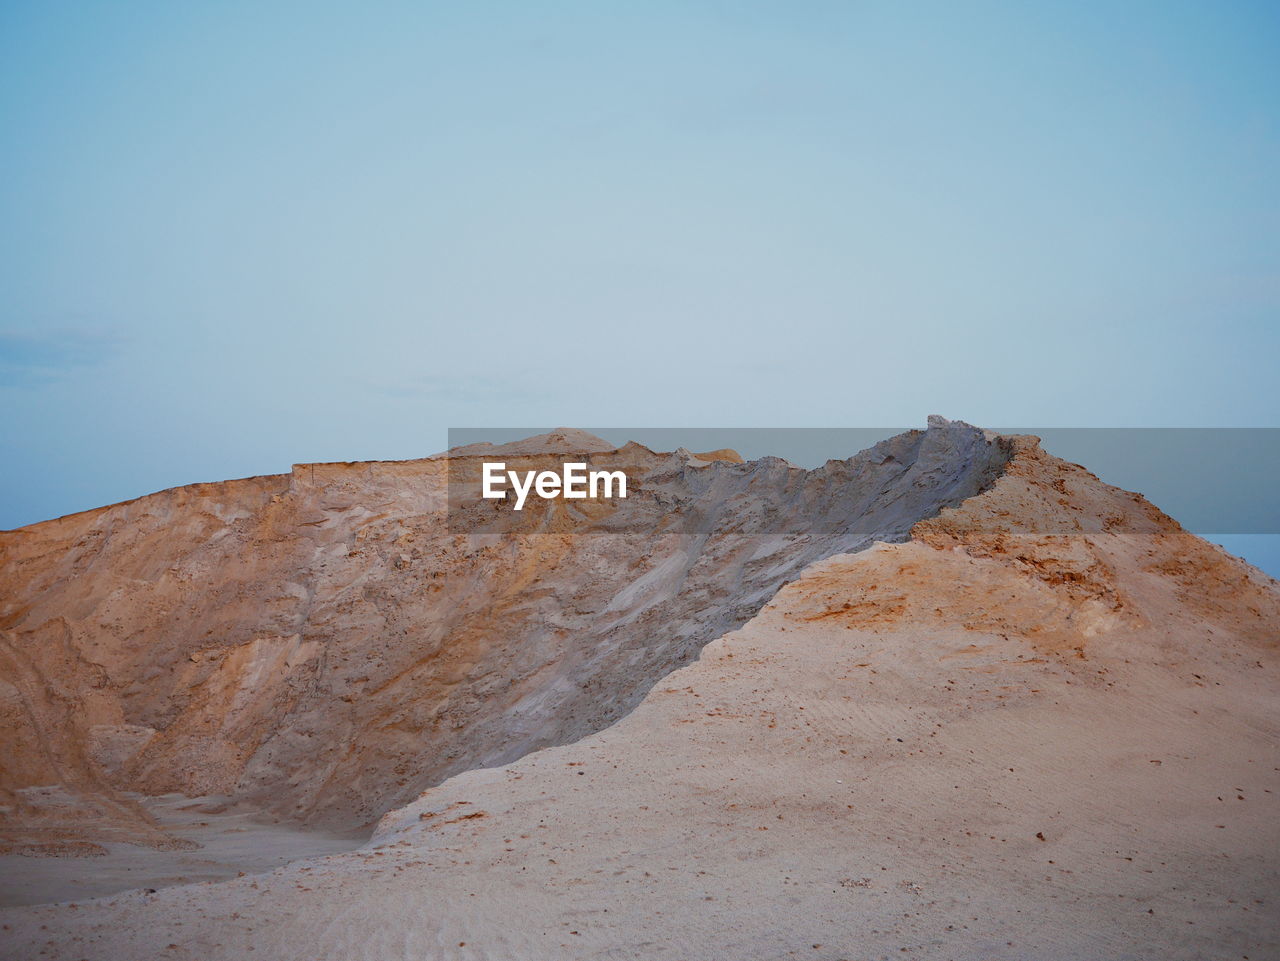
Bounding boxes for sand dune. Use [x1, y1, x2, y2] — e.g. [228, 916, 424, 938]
[1, 421, 1277, 959]
[0, 420, 1007, 847]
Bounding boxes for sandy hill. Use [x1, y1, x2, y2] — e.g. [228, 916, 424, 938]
[0, 419, 1007, 846]
[1, 420, 1278, 960]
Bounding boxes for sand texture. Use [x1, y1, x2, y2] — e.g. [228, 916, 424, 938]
[1, 421, 1277, 959]
[0, 421, 1008, 845]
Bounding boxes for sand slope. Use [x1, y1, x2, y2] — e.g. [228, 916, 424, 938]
[0, 422, 1008, 850]
[2, 432, 1277, 960]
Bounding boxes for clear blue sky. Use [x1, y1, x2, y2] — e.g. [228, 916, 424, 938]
[3, 2, 1278, 543]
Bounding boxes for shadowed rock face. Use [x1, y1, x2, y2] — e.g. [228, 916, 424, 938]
[0, 419, 1012, 849]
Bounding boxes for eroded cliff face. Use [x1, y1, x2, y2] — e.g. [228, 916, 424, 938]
[0, 419, 1011, 851]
